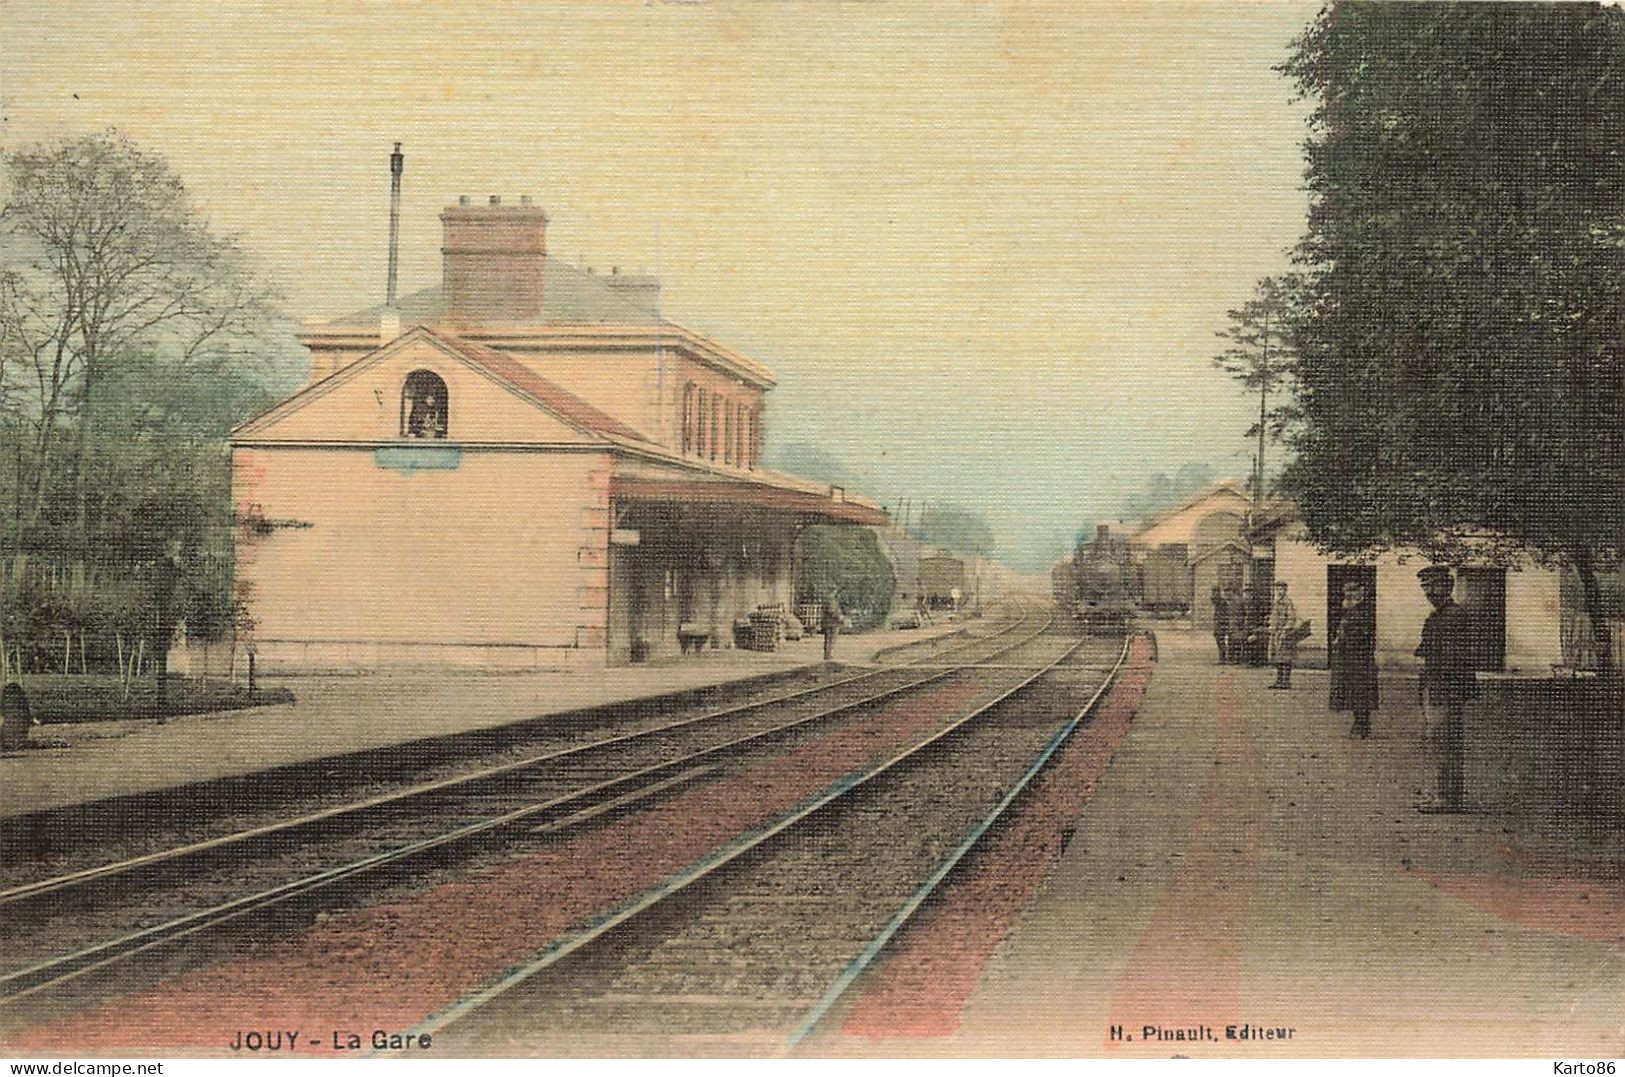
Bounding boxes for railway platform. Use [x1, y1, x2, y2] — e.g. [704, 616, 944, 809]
[0, 621, 967, 821]
[877, 626, 1624, 1057]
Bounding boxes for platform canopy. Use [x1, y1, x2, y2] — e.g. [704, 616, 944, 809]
[611, 476, 888, 527]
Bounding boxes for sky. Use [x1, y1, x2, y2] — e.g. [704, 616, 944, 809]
[1, 0, 1316, 572]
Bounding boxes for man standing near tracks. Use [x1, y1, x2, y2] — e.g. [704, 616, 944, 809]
[1230, 584, 1259, 667]
[1329, 580, 1378, 739]
[1266, 580, 1300, 688]
[1210, 584, 1232, 664]
[0, 682, 36, 753]
[821, 587, 844, 663]
[1414, 566, 1479, 813]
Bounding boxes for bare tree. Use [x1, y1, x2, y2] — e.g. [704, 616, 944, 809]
[1213, 275, 1298, 502]
[0, 129, 281, 550]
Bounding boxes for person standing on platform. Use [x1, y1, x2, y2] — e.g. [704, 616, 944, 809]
[1211, 584, 1232, 664]
[1329, 580, 1378, 738]
[0, 683, 36, 753]
[1413, 566, 1478, 813]
[821, 587, 844, 662]
[1267, 581, 1299, 688]
[1231, 584, 1258, 667]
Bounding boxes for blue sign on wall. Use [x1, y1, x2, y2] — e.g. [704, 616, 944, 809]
[374, 444, 462, 474]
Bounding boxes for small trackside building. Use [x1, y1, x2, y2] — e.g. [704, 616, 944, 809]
[1127, 479, 1254, 623]
[1247, 503, 1567, 674]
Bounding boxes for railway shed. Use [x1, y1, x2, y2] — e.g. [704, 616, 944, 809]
[230, 194, 884, 671]
[1128, 479, 1253, 622]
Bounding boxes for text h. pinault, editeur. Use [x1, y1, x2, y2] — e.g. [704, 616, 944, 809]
[1108, 1023, 1298, 1043]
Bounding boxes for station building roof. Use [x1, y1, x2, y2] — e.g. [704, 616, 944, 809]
[320, 260, 660, 329]
[234, 326, 653, 445]
[237, 326, 886, 530]
[1131, 479, 1254, 548]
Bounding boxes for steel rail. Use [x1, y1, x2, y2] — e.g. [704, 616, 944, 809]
[0, 604, 1054, 1004]
[0, 597, 1034, 911]
[785, 632, 1136, 1050]
[0, 767, 716, 1006]
[390, 621, 1102, 1050]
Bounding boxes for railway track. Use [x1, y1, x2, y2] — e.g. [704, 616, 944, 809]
[1, 603, 1028, 888]
[0, 599, 1031, 901]
[0, 599, 1058, 1022]
[405, 628, 1135, 1057]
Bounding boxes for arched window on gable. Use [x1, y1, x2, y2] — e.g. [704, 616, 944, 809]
[401, 370, 449, 439]
[681, 383, 695, 454]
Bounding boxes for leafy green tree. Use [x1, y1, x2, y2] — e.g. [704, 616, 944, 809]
[1277, 2, 1625, 670]
[798, 527, 896, 629]
[0, 130, 297, 691]
[1, 129, 285, 553]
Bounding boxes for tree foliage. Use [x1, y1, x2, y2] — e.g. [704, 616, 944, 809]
[1213, 275, 1299, 500]
[797, 526, 896, 629]
[1273, 2, 1625, 667]
[1115, 462, 1215, 526]
[1278, 3, 1624, 554]
[0, 130, 297, 677]
[913, 502, 995, 557]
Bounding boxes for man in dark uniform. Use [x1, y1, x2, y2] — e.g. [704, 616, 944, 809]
[1414, 566, 1478, 813]
[1210, 584, 1231, 664]
[0, 683, 36, 753]
[1230, 584, 1258, 667]
[820, 587, 844, 662]
[1329, 580, 1378, 739]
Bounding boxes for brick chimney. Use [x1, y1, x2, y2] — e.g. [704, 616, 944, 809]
[440, 194, 549, 323]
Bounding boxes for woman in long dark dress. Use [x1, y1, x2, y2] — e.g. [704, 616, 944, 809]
[1329, 581, 1379, 738]
[0, 682, 36, 752]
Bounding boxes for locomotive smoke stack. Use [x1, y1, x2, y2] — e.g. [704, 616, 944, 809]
[386, 141, 404, 306]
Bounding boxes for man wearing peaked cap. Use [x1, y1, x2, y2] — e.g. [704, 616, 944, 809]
[1412, 565, 1479, 813]
[1417, 565, 1453, 589]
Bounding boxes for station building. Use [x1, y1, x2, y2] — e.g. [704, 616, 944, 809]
[232, 195, 885, 670]
[1247, 502, 1570, 675]
[1129, 479, 1253, 624]
[1115, 478, 1574, 672]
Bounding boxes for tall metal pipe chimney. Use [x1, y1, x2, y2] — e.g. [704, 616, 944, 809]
[386, 141, 404, 306]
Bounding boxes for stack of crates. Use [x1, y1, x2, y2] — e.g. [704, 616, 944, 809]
[744, 605, 784, 652]
[798, 602, 824, 633]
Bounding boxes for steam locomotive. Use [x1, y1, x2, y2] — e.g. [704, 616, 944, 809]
[1060, 525, 1136, 629]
